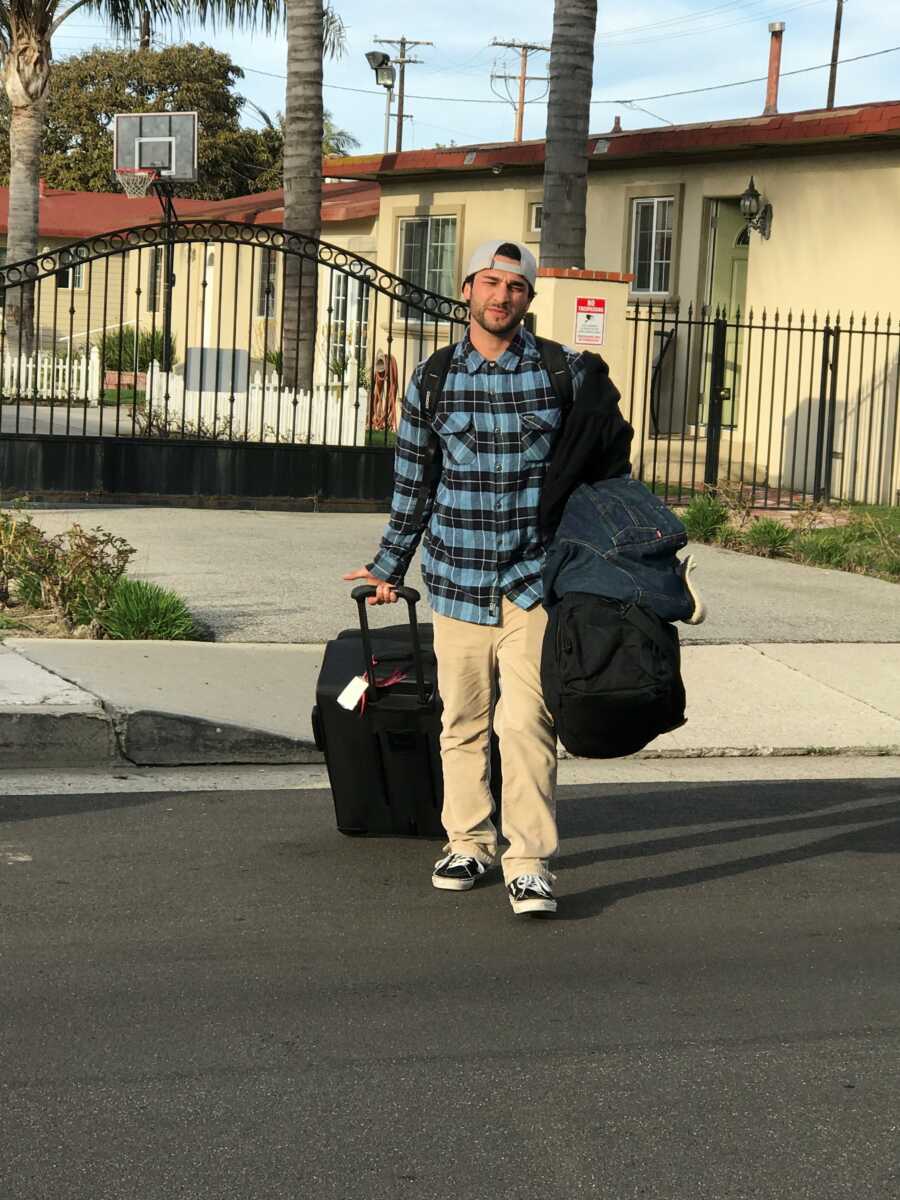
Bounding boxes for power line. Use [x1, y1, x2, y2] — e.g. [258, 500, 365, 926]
[490, 39, 549, 142]
[237, 43, 900, 109]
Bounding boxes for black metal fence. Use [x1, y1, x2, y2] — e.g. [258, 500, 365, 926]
[627, 302, 900, 508]
[0, 221, 467, 448]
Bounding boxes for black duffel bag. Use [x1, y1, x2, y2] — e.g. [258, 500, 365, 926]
[541, 592, 686, 758]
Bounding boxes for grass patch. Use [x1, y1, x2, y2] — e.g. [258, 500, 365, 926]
[680, 494, 899, 582]
[100, 388, 147, 407]
[793, 510, 900, 581]
[366, 428, 397, 448]
[97, 578, 198, 641]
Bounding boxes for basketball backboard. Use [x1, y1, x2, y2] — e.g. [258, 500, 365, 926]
[113, 112, 198, 183]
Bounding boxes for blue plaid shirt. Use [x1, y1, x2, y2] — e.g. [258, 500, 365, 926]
[370, 326, 587, 625]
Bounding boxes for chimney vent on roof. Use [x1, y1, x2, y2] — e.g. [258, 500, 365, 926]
[611, 115, 622, 133]
[764, 22, 785, 115]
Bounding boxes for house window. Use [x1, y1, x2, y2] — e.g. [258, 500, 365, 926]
[257, 248, 277, 318]
[529, 202, 543, 234]
[631, 197, 674, 293]
[397, 216, 457, 297]
[55, 259, 85, 290]
[147, 246, 164, 313]
[331, 274, 371, 376]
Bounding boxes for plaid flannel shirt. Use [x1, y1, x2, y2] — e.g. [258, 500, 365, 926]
[369, 326, 587, 625]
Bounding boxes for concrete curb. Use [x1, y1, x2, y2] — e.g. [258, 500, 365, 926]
[3, 701, 898, 770]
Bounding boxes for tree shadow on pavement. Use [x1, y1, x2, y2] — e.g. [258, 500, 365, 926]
[555, 777, 899, 922]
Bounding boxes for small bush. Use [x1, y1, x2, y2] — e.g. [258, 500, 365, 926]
[96, 327, 176, 372]
[682, 493, 730, 542]
[98, 578, 197, 641]
[743, 518, 795, 557]
[6, 520, 135, 631]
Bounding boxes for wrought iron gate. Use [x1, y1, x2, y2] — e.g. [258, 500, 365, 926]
[627, 302, 900, 508]
[0, 222, 468, 503]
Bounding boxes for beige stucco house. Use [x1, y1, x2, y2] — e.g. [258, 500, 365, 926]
[321, 97, 900, 503]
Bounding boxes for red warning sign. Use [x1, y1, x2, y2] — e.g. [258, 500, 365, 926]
[574, 296, 606, 346]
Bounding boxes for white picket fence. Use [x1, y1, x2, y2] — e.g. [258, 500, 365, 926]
[146, 360, 368, 444]
[2, 347, 102, 402]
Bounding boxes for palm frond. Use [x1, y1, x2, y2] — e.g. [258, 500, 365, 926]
[324, 3, 346, 60]
[69, 0, 282, 38]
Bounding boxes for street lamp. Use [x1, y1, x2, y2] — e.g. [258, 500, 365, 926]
[366, 50, 396, 154]
[740, 176, 773, 239]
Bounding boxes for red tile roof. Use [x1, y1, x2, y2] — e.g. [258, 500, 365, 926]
[0, 180, 380, 239]
[324, 99, 900, 180]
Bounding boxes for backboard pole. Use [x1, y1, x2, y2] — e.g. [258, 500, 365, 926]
[153, 180, 177, 373]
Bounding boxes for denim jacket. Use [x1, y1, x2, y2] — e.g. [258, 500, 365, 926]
[541, 477, 695, 623]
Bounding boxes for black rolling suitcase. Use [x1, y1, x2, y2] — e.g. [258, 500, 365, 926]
[312, 585, 500, 837]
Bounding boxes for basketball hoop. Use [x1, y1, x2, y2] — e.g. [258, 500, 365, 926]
[115, 166, 159, 199]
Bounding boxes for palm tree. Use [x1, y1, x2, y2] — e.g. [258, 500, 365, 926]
[0, 0, 280, 353]
[281, 0, 344, 389]
[541, 0, 597, 268]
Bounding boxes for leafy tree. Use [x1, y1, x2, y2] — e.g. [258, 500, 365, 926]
[542, 0, 597, 267]
[249, 106, 358, 192]
[0, 44, 286, 199]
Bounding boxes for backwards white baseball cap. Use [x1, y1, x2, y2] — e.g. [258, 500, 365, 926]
[464, 239, 538, 290]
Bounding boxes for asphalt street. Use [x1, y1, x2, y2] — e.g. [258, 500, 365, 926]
[2, 766, 898, 1200]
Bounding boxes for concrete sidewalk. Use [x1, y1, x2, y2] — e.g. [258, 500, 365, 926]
[3, 637, 899, 769]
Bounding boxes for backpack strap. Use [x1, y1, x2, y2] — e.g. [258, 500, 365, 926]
[410, 343, 456, 525]
[535, 335, 574, 416]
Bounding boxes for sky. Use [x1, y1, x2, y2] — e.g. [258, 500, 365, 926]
[54, 1, 900, 155]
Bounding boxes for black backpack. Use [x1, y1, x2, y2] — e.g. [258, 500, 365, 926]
[411, 336, 574, 523]
[541, 592, 686, 758]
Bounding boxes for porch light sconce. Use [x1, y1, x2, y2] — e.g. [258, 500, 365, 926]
[740, 176, 773, 239]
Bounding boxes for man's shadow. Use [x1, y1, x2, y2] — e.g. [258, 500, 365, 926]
[550, 776, 900, 922]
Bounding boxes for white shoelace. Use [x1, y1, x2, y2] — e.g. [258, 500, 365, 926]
[512, 874, 552, 896]
[436, 852, 482, 872]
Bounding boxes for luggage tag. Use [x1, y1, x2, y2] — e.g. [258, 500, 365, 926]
[337, 675, 369, 711]
[337, 661, 410, 713]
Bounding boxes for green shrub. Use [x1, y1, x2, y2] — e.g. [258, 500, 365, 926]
[96, 327, 176, 373]
[98, 578, 197, 640]
[6, 521, 135, 630]
[794, 513, 900, 581]
[681, 493, 730, 542]
[743, 518, 795, 557]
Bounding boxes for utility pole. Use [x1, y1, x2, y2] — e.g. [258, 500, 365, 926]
[490, 39, 549, 142]
[826, 0, 844, 110]
[374, 35, 433, 153]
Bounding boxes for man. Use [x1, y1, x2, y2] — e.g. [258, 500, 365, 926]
[343, 240, 587, 916]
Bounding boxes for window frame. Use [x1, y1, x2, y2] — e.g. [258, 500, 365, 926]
[395, 214, 459, 299]
[146, 245, 165, 314]
[630, 196, 674, 296]
[256, 247, 278, 319]
[55, 260, 85, 290]
[622, 182, 684, 301]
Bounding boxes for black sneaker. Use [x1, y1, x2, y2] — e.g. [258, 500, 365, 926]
[432, 852, 489, 892]
[507, 874, 557, 915]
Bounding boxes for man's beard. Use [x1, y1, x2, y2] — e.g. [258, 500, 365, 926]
[470, 298, 523, 338]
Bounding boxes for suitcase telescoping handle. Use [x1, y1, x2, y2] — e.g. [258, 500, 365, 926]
[350, 584, 428, 704]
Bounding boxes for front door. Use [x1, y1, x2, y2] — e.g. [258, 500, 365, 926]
[700, 199, 749, 428]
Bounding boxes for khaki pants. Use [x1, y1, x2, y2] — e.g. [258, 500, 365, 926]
[432, 597, 558, 883]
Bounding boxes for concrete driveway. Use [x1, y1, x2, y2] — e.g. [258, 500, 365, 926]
[11, 504, 899, 644]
